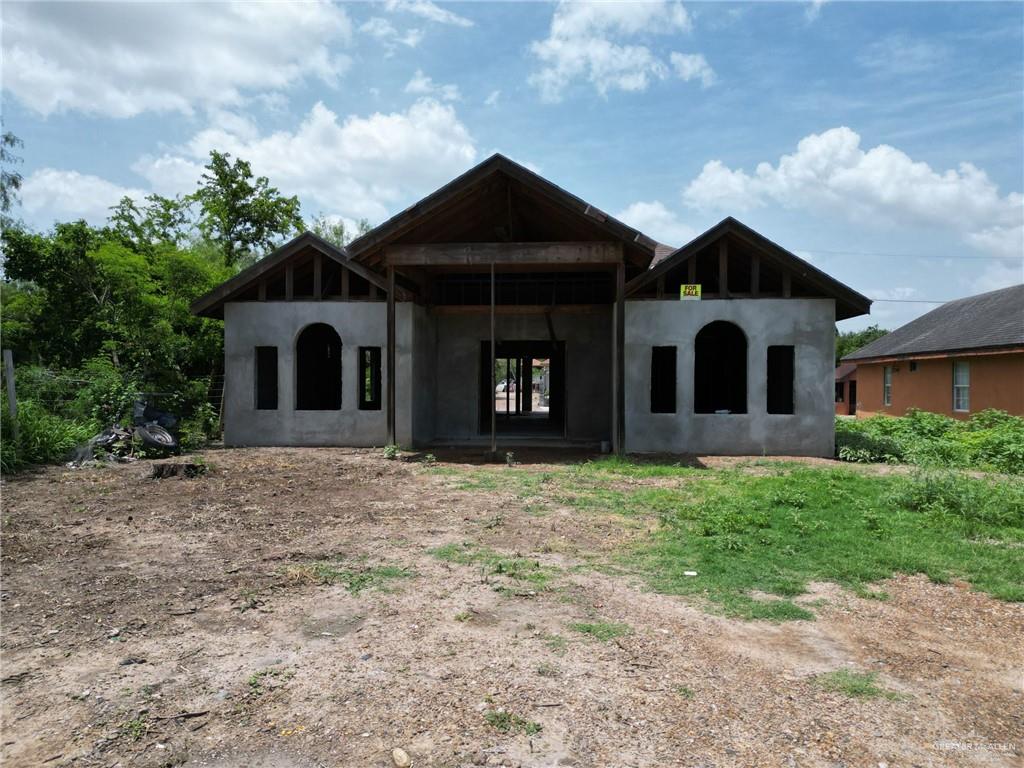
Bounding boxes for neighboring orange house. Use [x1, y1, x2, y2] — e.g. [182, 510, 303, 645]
[842, 284, 1024, 419]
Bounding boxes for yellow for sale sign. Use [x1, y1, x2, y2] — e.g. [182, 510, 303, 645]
[680, 284, 701, 300]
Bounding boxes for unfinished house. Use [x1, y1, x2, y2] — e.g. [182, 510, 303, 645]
[191, 154, 871, 456]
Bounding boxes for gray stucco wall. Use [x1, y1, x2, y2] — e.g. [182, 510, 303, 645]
[428, 311, 612, 443]
[625, 299, 836, 456]
[223, 301, 411, 447]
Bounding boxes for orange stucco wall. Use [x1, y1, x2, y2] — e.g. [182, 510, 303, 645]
[856, 351, 1024, 418]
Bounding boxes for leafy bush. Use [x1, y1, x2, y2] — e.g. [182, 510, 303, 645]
[887, 472, 1024, 529]
[1, 397, 98, 473]
[836, 409, 1024, 473]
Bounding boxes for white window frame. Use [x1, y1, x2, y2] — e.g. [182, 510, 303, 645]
[952, 360, 970, 413]
[883, 365, 892, 407]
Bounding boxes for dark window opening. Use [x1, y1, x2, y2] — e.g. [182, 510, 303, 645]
[296, 323, 342, 410]
[767, 345, 795, 414]
[479, 341, 565, 435]
[909, 361, 918, 372]
[359, 347, 382, 410]
[694, 321, 747, 414]
[650, 346, 677, 413]
[835, 382, 844, 403]
[255, 346, 278, 410]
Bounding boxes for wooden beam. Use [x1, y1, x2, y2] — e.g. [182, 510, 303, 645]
[386, 267, 396, 446]
[719, 239, 729, 298]
[782, 271, 792, 298]
[258, 280, 267, 301]
[313, 254, 322, 300]
[341, 268, 350, 300]
[687, 255, 696, 284]
[751, 254, 760, 297]
[613, 261, 625, 456]
[285, 264, 294, 301]
[656, 275, 665, 299]
[386, 242, 623, 266]
[489, 261, 496, 457]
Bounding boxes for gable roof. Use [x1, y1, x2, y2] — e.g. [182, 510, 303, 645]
[625, 216, 871, 320]
[189, 232, 388, 319]
[843, 284, 1024, 362]
[343, 153, 659, 269]
[835, 362, 857, 381]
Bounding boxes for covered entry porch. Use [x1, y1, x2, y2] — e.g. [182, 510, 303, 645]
[384, 243, 626, 452]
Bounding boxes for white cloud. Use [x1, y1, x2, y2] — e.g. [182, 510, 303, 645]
[405, 70, 461, 101]
[3, 1, 351, 117]
[615, 200, 697, 247]
[805, 0, 828, 22]
[360, 17, 424, 52]
[384, 0, 473, 28]
[21, 169, 145, 225]
[134, 99, 478, 222]
[485, 90, 502, 107]
[670, 52, 716, 88]
[682, 126, 1024, 260]
[528, 0, 705, 102]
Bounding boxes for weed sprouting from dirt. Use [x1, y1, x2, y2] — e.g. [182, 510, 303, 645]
[676, 685, 695, 699]
[247, 667, 293, 696]
[814, 670, 901, 700]
[120, 715, 150, 741]
[283, 560, 413, 595]
[484, 709, 542, 735]
[570, 621, 631, 641]
[432, 542, 557, 590]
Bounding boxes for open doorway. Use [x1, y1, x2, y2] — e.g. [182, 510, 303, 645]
[479, 341, 565, 435]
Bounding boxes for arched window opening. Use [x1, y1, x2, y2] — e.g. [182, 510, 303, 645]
[296, 323, 342, 410]
[694, 321, 747, 414]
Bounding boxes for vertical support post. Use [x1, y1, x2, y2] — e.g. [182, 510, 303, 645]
[613, 261, 625, 456]
[3, 349, 17, 443]
[656, 275, 665, 299]
[751, 254, 760, 297]
[687, 255, 697, 284]
[782, 271, 791, 298]
[313, 254, 322, 300]
[490, 260, 497, 457]
[719, 239, 729, 297]
[386, 267, 396, 446]
[258, 280, 267, 301]
[341, 268, 350, 300]
[285, 264, 294, 300]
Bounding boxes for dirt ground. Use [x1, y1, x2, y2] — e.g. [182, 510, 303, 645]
[1, 448, 1021, 768]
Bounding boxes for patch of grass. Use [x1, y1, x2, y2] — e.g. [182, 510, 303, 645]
[619, 466, 1024, 618]
[120, 716, 150, 741]
[676, 685, 695, 699]
[483, 710, 542, 735]
[247, 667, 293, 696]
[454, 610, 472, 622]
[432, 542, 557, 590]
[569, 620, 631, 641]
[814, 669, 900, 699]
[543, 633, 568, 653]
[536, 661, 560, 678]
[283, 560, 413, 595]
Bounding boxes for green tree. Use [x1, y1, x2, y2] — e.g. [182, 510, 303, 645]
[190, 151, 303, 267]
[836, 324, 889, 365]
[1, 128, 24, 222]
[310, 214, 372, 248]
[109, 194, 192, 249]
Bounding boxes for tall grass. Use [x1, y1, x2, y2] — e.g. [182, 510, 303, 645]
[836, 409, 1024, 474]
[1, 397, 98, 474]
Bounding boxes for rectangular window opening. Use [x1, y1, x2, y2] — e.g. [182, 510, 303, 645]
[835, 382, 844, 403]
[766, 345, 794, 414]
[883, 365, 892, 407]
[952, 360, 970, 412]
[255, 346, 278, 410]
[650, 346, 677, 414]
[359, 346, 382, 410]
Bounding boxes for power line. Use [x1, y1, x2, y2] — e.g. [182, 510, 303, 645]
[868, 298, 948, 304]
[797, 248, 1022, 261]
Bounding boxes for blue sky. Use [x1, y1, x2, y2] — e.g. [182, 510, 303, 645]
[4, 1, 1022, 330]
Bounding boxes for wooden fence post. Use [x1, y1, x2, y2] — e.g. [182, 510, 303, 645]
[3, 349, 17, 443]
